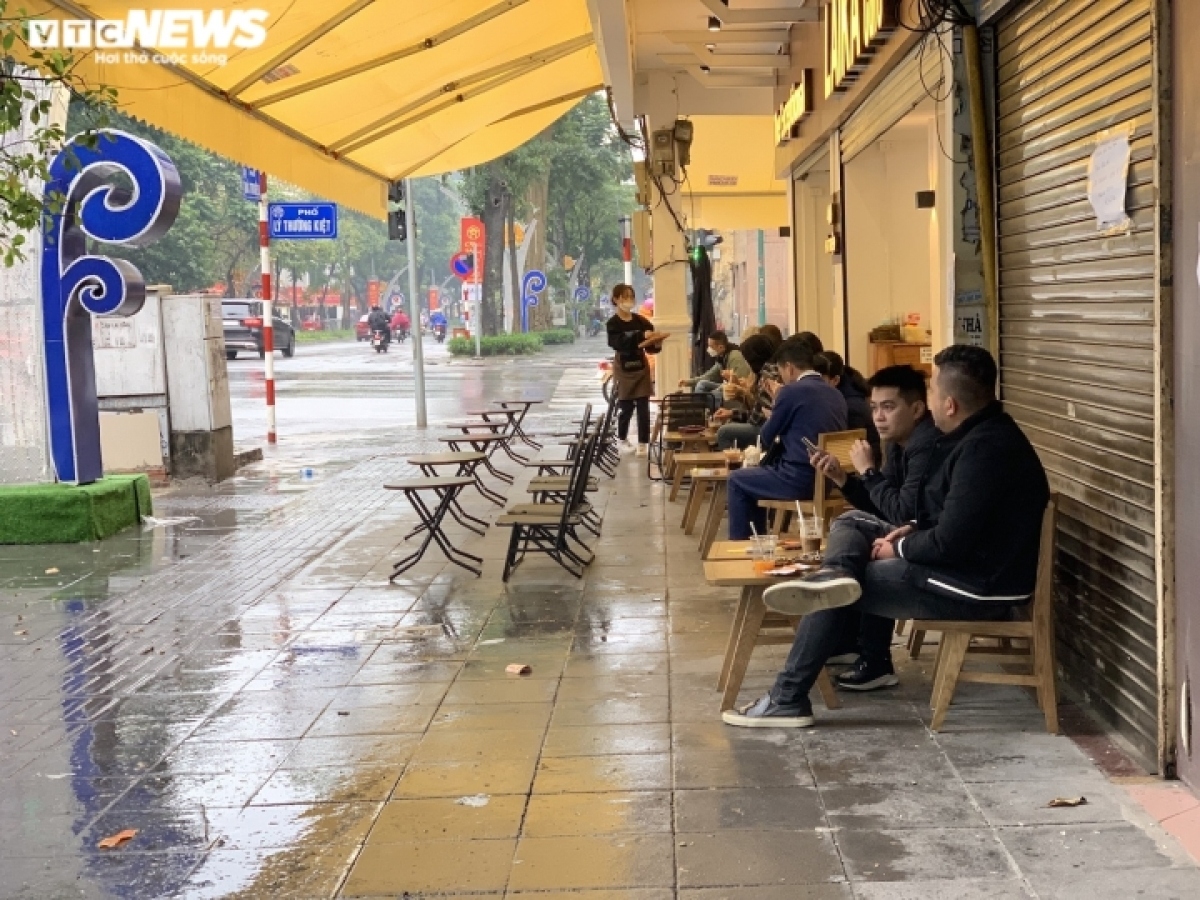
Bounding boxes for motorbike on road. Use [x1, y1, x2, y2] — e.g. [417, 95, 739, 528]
[433, 324, 447, 344]
[371, 329, 390, 353]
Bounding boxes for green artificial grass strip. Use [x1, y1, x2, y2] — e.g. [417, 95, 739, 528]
[0, 475, 153, 544]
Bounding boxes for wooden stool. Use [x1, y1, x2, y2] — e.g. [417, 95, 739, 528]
[697, 478, 729, 558]
[669, 451, 726, 502]
[682, 467, 726, 533]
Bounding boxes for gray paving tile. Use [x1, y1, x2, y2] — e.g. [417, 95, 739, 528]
[674, 786, 826, 832]
[675, 830, 844, 887]
[836, 827, 1014, 882]
[967, 774, 1132, 826]
[851, 879, 1034, 899]
[998, 822, 1192, 882]
[820, 778, 987, 829]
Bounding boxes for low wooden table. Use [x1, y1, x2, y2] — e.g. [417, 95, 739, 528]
[663, 430, 717, 479]
[385, 477, 483, 578]
[407, 450, 503, 510]
[704, 541, 840, 712]
[669, 451, 726, 502]
[440, 433, 514, 485]
[493, 399, 543, 449]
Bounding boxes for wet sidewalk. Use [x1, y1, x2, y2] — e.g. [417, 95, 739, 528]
[5, 360, 1200, 898]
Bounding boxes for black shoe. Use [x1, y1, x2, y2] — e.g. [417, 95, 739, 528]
[835, 657, 899, 692]
[722, 694, 814, 728]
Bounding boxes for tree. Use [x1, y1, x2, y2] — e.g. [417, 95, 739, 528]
[460, 93, 634, 335]
[1, 1, 118, 265]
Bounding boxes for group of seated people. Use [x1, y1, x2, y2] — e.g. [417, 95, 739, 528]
[682, 332, 1050, 729]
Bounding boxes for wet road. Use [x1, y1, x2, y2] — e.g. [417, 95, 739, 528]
[4, 334, 1199, 898]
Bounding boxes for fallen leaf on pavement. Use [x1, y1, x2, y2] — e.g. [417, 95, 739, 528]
[506, 664, 532, 676]
[1047, 796, 1088, 808]
[45, 568, 59, 575]
[97, 829, 137, 849]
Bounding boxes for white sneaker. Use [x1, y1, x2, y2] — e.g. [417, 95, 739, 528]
[635, 444, 648, 457]
[762, 569, 862, 616]
[619, 440, 636, 454]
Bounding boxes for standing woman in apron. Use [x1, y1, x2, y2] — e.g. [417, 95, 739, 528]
[606, 283, 669, 456]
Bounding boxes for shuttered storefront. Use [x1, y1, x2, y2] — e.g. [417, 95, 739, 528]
[840, 42, 943, 162]
[995, 0, 1160, 764]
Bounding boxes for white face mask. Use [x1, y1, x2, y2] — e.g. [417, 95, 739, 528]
[618, 300, 635, 312]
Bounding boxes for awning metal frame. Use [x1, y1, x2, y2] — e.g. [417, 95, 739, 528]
[330, 34, 593, 155]
[251, 0, 534, 108]
[228, 0, 380, 98]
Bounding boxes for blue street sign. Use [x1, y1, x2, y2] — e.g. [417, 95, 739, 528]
[269, 202, 338, 240]
[573, 285, 591, 302]
[241, 167, 260, 201]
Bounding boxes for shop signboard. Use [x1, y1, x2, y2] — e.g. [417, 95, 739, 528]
[774, 70, 814, 144]
[824, 0, 899, 98]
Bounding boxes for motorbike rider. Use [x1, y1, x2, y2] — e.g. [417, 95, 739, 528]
[390, 307, 410, 338]
[430, 308, 448, 339]
[367, 304, 391, 344]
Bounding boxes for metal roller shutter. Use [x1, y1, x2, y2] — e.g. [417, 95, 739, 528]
[995, 0, 1159, 764]
[840, 41, 943, 162]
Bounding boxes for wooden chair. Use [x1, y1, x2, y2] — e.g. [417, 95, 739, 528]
[758, 428, 866, 536]
[924, 495, 1059, 733]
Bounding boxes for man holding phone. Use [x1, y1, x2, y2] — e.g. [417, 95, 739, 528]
[723, 345, 1049, 728]
[805, 365, 938, 690]
[725, 339, 847, 539]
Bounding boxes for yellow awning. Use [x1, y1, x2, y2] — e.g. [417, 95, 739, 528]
[680, 115, 788, 231]
[29, 1, 603, 218]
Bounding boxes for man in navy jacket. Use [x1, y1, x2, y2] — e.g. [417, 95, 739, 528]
[726, 339, 847, 540]
[724, 345, 1050, 728]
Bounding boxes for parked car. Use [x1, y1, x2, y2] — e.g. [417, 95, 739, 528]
[222, 300, 296, 360]
[301, 315, 324, 332]
[355, 314, 371, 341]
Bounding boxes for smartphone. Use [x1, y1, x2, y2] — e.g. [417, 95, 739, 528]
[802, 436, 820, 454]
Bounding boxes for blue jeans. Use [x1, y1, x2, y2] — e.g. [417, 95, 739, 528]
[726, 465, 814, 540]
[717, 422, 760, 450]
[769, 513, 1017, 705]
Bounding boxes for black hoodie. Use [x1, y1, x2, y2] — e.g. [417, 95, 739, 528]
[896, 402, 1049, 602]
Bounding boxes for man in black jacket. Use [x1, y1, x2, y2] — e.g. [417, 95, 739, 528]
[724, 345, 1050, 728]
[808, 364, 938, 689]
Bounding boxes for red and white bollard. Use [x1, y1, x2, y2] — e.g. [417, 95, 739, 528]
[258, 171, 276, 444]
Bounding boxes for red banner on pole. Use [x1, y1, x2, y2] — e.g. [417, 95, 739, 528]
[461, 217, 485, 285]
[429, 285, 440, 311]
[367, 279, 382, 307]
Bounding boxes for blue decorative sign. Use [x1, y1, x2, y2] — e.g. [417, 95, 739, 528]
[520, 269, 547, 333]
[573, 285, 591, 302]
[269, 202, 337, 239]
[41, 130, 182, 484]
[241, 166, 260, 201]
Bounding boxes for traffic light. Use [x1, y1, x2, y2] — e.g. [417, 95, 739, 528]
[387, 181, 406, 241]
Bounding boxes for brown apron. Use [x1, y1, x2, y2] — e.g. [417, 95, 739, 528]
[614, 352, 653, 400]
